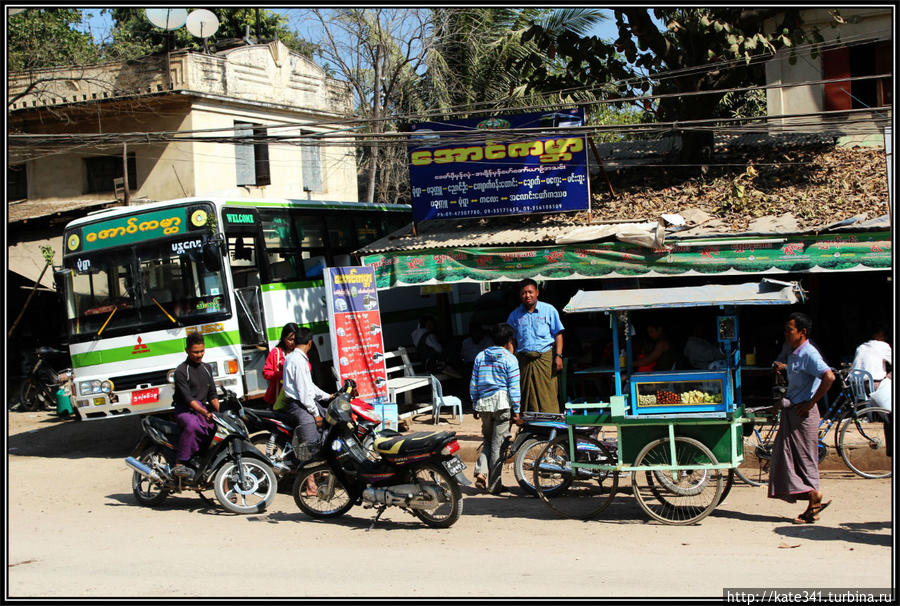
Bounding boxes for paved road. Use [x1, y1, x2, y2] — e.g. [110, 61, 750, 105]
[6, 411, 894, 599]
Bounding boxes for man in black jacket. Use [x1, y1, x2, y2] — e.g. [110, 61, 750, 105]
[171, 332, 220, 477]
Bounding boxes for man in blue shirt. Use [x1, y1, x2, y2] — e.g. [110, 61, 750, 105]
[506, 278, 565, 413]
[768, 312, 835, 524]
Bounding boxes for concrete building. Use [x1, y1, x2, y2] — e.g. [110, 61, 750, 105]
[7, 40, 359, 209]
[764, 7, 892, 145]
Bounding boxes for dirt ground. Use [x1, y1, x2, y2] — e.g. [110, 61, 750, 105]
[5, 410, 894, 600]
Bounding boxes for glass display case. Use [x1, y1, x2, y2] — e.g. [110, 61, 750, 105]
[628, 370, 734, 417]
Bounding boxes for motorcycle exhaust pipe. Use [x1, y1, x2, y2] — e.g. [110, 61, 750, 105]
[362, 485, 418, 506]
[125, 457, 166, 483]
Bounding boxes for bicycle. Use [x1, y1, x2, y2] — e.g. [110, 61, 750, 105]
[734, 407, 781, 487]
[737, 365, 892, 483]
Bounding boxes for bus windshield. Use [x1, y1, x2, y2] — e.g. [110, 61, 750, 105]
[63, 235, 230, 340]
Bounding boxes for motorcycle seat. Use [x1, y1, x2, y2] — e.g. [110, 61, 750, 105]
[246, 407, 295, 425]
[373, 430, 456, 456]
[145, 415, 181, 441]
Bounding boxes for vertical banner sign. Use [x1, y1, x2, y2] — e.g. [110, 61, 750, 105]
[408, 109, 589, 222]
[324, 267, 389, 402]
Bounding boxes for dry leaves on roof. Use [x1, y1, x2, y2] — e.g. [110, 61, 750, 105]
[589, 144, 889, 232]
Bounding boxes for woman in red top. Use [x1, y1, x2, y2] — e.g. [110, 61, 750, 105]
[262, 323, 299, 407]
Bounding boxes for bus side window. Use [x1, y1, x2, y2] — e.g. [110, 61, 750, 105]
[260, 211, 303, 283]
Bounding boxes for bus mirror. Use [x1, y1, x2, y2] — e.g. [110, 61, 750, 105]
[203, 241, 222, 272]
[53, 268, 72, 293]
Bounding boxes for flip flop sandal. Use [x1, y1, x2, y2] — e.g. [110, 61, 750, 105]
[793, 512, 816, 524]
[808, 500, 832, 520]
[474, 474, 487, 491]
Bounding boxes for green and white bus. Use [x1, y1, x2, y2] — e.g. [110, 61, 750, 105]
[56, 196, 413, 420]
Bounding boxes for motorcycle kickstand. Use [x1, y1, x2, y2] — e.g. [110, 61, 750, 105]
[367, 506, 388, 532]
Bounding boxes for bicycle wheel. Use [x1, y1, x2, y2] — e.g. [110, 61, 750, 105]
[838, 407, 892, 479]
[736, 416, 779, 487]
[631, 436, 724, 525]
[533, 434, 618, 519]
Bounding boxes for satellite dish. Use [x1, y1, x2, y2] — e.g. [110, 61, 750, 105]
[145, 8, 188, 31]
[185, 9, 220, 39]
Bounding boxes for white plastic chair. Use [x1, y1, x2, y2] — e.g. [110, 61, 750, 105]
[431, 376, 462, 425]
[847, 368, 875, 404]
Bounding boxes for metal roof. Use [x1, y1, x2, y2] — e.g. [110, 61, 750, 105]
[563, 279, 805, 313]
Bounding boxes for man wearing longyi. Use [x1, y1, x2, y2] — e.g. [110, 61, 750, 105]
[506, 278, 565, 414]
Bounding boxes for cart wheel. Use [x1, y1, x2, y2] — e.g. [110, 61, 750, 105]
[532, 434, 618, 520]
[631, 436, 724, 525]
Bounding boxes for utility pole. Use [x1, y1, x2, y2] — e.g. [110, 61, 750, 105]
[123, 142, 131, 206]
[366, 43, 382, 204]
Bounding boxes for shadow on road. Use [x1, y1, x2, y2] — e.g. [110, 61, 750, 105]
[8, 415, 142, 459]
[709, 508, 786, 524]
[775, 523, 892, 547]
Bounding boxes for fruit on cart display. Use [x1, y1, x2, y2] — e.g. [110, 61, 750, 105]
[656, 390, 680, 405]
[638, 394, 657, 406]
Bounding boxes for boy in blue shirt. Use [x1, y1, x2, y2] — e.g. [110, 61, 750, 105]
[470, 323, 522, 494]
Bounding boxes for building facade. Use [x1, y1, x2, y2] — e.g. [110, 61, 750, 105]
[8, 41, 359, 206]
[764, 7, 893, 145]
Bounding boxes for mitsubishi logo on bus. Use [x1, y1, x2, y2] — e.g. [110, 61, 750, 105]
[132, 336, 150, 354]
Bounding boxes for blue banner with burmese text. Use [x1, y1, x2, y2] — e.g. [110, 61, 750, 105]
[408, 109, 589, 222]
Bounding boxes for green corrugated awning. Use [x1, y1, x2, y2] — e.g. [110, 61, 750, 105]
[360, 230, 891, 289]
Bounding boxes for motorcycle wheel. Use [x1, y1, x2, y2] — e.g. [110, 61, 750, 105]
[292, 464, 354, 518]
[19, 377, 52, 412]
[132, 448, 170, 507]
[409, 463, 463, 528]
[213, 457, 278, 514]
[251, 432, 289, 466]
[513, 438, 547, 496]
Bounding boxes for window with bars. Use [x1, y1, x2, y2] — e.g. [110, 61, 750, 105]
[84, 154, 137, 194]
[8, 164, 27, 202]
[823, 41, 892, 111]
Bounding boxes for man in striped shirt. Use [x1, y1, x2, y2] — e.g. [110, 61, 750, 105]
[470, 323, 522, 494]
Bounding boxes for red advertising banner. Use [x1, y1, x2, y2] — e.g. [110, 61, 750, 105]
[324, 267, 389, 402]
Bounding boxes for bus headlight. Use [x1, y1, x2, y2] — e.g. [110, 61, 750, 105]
[78, 380, 103, 396]
[208, 361, 219, 376]
[166, 369, 176, 384]
[100, 380, 114, 393]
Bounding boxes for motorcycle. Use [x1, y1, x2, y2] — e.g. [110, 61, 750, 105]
[478, 411, 618, 495]
[291, 379, 469, 528]
[16, 346, 72, 412]
[244, 393, 382, 481]
[124, 388, 278, 514]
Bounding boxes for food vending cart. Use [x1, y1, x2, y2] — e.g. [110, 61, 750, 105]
[532, 279, 805, 525]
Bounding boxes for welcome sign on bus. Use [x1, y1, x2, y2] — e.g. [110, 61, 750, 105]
[408, 109, 590, 222]
[324, 267, 389, 403]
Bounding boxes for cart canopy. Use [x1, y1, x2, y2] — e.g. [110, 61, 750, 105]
[563, 279, 805, 313]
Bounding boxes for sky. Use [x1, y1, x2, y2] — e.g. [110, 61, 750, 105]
[77, 7, 624, 46]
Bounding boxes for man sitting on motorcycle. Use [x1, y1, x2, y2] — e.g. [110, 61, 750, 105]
[282, 327, 333, 466]
[172, 332, 220, 478]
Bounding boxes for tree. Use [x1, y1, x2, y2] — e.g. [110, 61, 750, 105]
[519, 8, 842, 165]
[102, 8, 317, 60]
[295, 8, 437, 203]
[7, 8, 99, 71]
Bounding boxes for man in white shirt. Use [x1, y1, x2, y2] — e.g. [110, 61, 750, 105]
[283, 326, 333, 461]
[852, 322, 892, 389]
